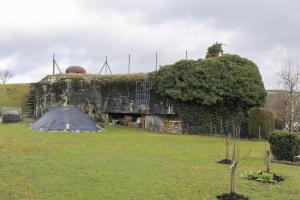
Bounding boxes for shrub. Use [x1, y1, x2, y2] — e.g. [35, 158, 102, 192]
[240, 171, 258, 179]
[256, 172, 274, 183]
[248, 107, 275, 139]
[241, 171, 275, 183]
[149, 52, 266, 134]
[205, 42, 223, 58]
[269, 130, 300, 161]
[150, 55, 266, 109]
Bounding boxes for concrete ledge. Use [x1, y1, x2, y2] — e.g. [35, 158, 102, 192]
[271, 160, 300, 166]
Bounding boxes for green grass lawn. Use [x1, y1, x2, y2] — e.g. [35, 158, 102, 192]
[0, 83, 30, 113]
[0, 121, 299, 200]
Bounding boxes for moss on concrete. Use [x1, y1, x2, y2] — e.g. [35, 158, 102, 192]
[40, 73, 148, 84]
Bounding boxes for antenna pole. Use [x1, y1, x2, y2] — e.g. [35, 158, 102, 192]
[128, 53, 131, 74]
[52, 53, 62, 74]
[53, 54, 55, 75]
[155, 52, 158, 71]
[185, 50, 188, 60]
[105, 56, 107, 74]
[99, 56, 112, 75]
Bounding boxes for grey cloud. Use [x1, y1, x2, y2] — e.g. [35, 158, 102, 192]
[81, 0, 300, 48]
[1, 0, 300, 89]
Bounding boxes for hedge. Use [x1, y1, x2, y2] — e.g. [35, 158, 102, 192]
[248, 107, 276, 139]
[269, 130, 300, 161]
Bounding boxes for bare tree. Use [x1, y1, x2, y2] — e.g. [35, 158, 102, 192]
[279, 58, 300, 131]
[265, 147, 271, 173]
[229, 121, 241, 194]
[218, 118, 233, 163]
[0, 68, 14, 84]
[222, 132, 232, 161]
[272, 91, 289, 129]
[217, 118, 251, 199]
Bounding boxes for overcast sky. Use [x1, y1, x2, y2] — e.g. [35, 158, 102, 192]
[0, 0, 299, 89]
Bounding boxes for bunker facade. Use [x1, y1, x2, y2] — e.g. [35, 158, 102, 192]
[33, 73, 180, 133]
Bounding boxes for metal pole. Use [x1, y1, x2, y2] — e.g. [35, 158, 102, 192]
[186, 122, 189, 134]
[52, 54, 55, 75]
[155, 52, 158, 71]
[258, 126, 261, 140]
[105, 56, 107, 74]
[128, 53, 131, 74]
[185, 50, 188, 60]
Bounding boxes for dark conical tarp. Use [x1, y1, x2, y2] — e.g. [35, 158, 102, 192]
[31, 106, 102, 132]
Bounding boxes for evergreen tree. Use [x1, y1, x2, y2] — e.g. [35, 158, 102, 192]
[205, 42, 223, 58]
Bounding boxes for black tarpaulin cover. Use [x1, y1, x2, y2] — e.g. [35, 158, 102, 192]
[31, 106, 102, 132]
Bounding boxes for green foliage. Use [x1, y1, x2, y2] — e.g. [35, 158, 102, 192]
[248, 107, 276, 139]
[150, 54, 266, 111]
[41, 73, 147, 84]
[149, 60, 198, 102]
[241, 171, 275, 183]
[174, 102, 240, 134]
[256, 172, 274, 183]
[241, 171, 259, 179]
[150, 54, 266, 134]
[269, 130, 300, 161]
[206, 42, 224, 58]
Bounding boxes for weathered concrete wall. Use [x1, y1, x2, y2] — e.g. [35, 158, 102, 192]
[33, 74, 174, 120]
[145, 115, 165, 132]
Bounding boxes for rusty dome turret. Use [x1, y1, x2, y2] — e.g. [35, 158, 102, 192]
[65, 66, 86, 74]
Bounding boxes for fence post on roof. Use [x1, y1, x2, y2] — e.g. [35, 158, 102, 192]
[128, 53, 131, 74]
[52, 54, 55, 75]
[156, 52, 158, 71]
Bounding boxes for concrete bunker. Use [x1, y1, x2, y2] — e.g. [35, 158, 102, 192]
[32, 73, 180, 133]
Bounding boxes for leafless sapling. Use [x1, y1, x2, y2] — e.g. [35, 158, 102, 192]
[229, 120, 241, 194]
[279, 58, 300, 131]
[222, 132, 232, 161]
[265, 145, 271, 173]
[0, 68, 14, 84]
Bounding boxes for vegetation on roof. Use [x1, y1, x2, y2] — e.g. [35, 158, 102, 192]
[150, 54, 266, 110]
[40, 73, 148, 83]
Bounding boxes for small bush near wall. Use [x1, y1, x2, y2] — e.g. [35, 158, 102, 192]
[275, 118, 285, 130]
[248, 107, 275, 139]
[269, 130, 300, 161]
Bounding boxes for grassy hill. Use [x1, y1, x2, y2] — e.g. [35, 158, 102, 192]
[0, 83, 31, 113]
